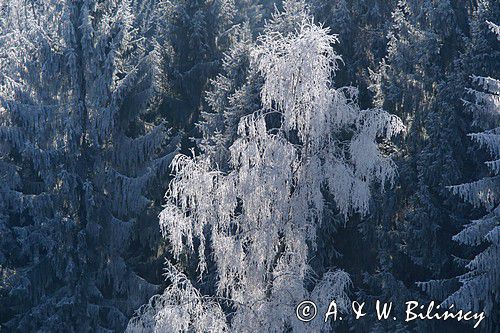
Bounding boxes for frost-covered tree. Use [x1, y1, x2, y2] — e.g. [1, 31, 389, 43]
[0, 2, 88, 329]
[311, 0, 396, 106]
[198, 22, 259, 166]
[163, 0, 236, 129]
[356, 1, 477, 330]
[231, 0, 276, 35]
[198, 0, 312, 166]
[417, 3, 500, 326]
[127, 5, 404, 332]
[440, 23, 499, 328]
[0, 0, 179, 330]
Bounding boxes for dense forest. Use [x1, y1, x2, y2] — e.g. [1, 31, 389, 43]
[0, 0, 498, 332]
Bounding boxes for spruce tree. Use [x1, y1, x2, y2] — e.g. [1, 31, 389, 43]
[0, 1, 179, 330]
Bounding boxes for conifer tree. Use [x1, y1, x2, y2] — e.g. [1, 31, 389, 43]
[422, 18, 499, 330]
[163, 0, 236, 130]
[360, 1, 473, 330]
[444, 73, 499, 328]
[0, 1, 179, 330]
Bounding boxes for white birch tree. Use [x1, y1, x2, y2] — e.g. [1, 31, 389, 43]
[128, 4, 404, 332]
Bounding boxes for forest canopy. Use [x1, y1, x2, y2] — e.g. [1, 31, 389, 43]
[0, 0, 498, 332]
